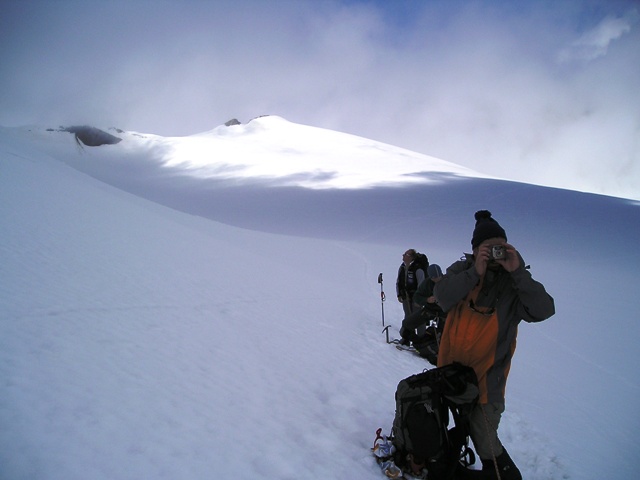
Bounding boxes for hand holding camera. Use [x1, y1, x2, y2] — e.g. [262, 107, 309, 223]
[475, 242, 519, 275]
[490, 245, 507, 260]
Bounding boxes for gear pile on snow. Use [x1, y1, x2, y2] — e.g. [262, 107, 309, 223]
[372, 363, 481, 479]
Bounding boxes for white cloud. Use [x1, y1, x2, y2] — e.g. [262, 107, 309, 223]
[558, 9, 638, 63]
[0, 0, 639, 199]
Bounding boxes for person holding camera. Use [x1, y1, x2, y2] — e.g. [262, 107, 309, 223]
[434, 210, 555, 480]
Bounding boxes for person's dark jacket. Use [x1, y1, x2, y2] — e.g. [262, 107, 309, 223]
[413, 278, 445, 316]
[396, 262, 425, 300]
[435, 253, 555, 404]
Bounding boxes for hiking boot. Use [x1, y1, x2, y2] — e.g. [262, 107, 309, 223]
[398, 327, 414, 345]
[407, 454, 427, 478]
[481, 449, 522, 480]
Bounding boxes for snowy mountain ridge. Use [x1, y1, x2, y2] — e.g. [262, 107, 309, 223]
[14, 115, 495, 190]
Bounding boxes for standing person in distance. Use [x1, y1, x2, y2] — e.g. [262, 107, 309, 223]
[414, 264, 445, 317]
[434, 210, 555, 480]
[399, 264, 446, 365]
[399, 264, 445, 344]
[396, 249, 427, 318]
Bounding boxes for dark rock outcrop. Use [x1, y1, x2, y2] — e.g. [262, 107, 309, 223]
[62, 126, 122, 147]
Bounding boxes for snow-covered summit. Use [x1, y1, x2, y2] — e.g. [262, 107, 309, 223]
[180, 115, 494, 188]
[16, 115, 493, 190]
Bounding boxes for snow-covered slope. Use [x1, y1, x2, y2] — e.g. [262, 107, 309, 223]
[19, 116, 491, 190]
[1, 119, 639, 479]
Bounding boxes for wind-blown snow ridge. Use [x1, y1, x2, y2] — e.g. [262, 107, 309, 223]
[168, 115, 492, 189]
[26, 115, 492, 190]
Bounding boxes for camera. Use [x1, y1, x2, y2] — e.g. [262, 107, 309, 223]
[490, 245, 507, 260]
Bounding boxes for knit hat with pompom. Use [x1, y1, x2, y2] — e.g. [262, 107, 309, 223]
[471, 210, 507, 249]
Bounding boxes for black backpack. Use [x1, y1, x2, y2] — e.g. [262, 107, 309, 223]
[412, 313, 445, 366]
[391, 363, 480, 479]
[414, 252, 429, 271]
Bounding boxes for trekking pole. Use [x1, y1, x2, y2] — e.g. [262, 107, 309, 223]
[378, 273, 386, 327]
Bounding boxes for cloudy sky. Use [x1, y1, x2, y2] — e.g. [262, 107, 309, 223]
[1, 0, 639, 199]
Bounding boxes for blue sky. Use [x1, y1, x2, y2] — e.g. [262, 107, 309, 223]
[1, 0, 638, 199]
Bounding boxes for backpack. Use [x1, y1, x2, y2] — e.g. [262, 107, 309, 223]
[414, 252, 429, 271]
[412, 313, 445, 366]
[391, 363, 479, 479]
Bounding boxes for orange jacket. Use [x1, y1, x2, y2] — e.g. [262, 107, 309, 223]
[435, 254, 555, 404]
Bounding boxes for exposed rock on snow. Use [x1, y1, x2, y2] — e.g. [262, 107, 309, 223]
[61, 125, 122, 147]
